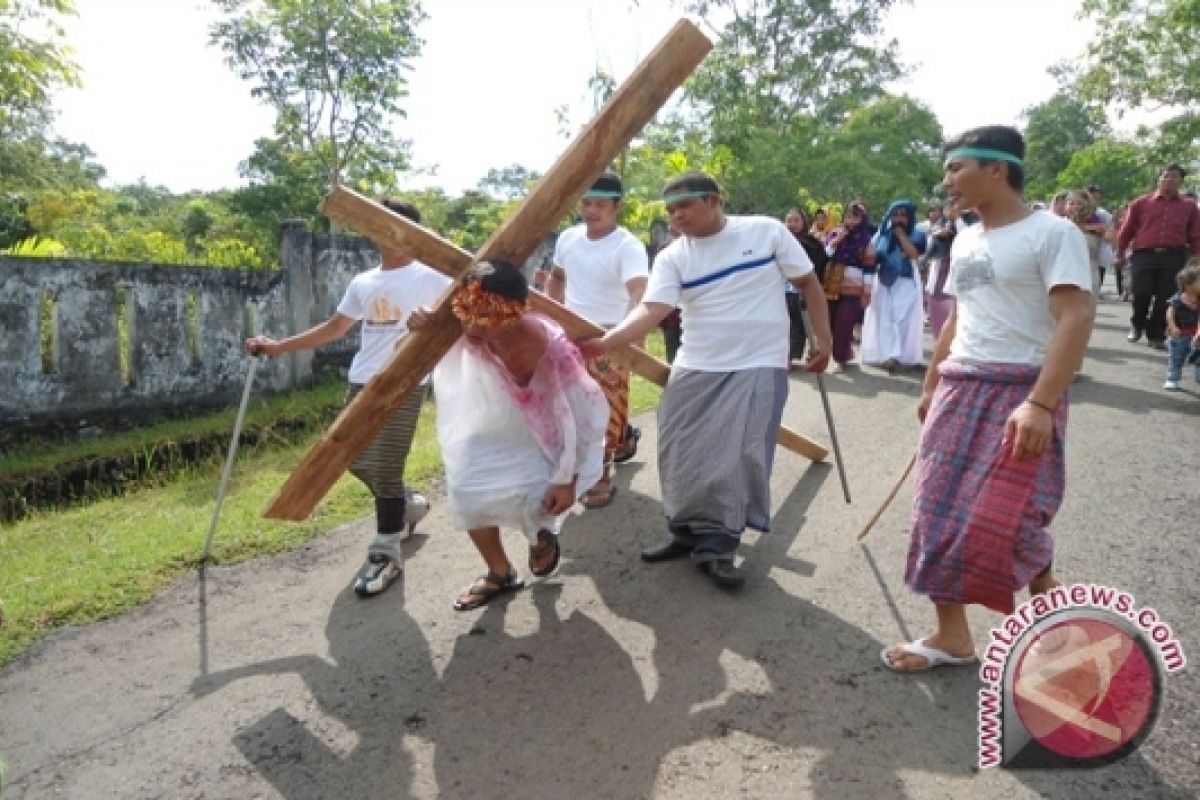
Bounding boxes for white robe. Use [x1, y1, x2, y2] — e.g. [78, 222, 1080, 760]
[861, 275, 924, 366]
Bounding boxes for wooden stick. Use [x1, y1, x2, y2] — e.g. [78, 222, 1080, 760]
[319, 187, 831, 462]
[264, 20, 714, 521]
[856, 451, 916, 541]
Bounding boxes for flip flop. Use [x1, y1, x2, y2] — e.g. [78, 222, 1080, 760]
[580, 481, 617, 509]
[452, 568, 525, 611]
[529, 529, 561, 577]
[880, 640, 978, 673]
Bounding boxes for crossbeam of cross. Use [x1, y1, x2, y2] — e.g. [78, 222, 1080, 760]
[263, 19, 826, 522]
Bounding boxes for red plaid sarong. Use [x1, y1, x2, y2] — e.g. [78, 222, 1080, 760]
[586, 353, 630, 457]
[905, 361, 1067, 613]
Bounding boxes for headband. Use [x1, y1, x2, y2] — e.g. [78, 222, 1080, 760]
[662, 189, 713, 204]
[945, 147, 1023, 167]
[583, 189, 622, 199]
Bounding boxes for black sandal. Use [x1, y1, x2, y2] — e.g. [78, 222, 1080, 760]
[452, 567, 525, 611]
[529, 530, 561, 577]
[612, 425, 641, 463]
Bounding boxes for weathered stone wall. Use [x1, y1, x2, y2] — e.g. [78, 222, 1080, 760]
[0, 223, 377, 444]
[0, 223, 558, 446]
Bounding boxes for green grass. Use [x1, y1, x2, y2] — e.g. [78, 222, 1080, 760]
[0, 333, 667, 666]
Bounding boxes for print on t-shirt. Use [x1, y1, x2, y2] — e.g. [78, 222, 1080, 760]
[956, 251, 996, 294]
[366, 295, 405, 329]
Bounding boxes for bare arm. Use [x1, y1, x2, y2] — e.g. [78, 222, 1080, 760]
[245, 313, 357, 357]
[1166, 305, 1180, 337]
[623, 275, 648, 315]
[578, 302, 673, 359]
[1005, 285, 1094, 460]
[547, 266, 566, 304]
[918, 305, 957, 422]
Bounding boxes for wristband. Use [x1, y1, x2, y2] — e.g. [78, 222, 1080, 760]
[1025, 398, 1056, 413]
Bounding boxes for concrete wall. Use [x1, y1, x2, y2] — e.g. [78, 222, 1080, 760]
[0, 223, 557, 444]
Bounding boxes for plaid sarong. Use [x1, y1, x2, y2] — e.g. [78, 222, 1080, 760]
[587, 354, 630, 456]
[906, 361, 1067, 613]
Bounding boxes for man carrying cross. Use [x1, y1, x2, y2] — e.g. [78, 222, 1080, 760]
[580, 172, 832, 589]
[548, 172, 650, 509]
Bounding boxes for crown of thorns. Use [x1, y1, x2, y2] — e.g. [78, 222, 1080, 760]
[451, 262, 527, 327]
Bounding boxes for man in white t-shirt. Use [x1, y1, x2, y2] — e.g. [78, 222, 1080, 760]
[548, 172, 649, 509]
[579, 172, 832, 589]
[883, 126, 1094, 674]
[245, 197, 452, 597]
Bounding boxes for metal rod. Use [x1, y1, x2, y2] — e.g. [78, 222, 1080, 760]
[201, 355, 260, 563]
[798, 300, 851, 503]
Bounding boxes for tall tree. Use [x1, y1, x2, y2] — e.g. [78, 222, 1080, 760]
[1021, 90, 1108, 202]
[210, 0, 425, 197]
[1055, 138, 1157, 206]
[0, 0, 78, 138]
[682, 0, 904, 146]
[1078, 0, 1200, 143]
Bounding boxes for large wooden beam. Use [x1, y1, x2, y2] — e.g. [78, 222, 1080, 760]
[264, 19, 714, 520]
[320, 186, 831, 462]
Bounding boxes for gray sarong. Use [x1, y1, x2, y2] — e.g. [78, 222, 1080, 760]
[657, 366, 788, 538]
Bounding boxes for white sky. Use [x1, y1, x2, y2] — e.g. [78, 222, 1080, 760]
[52, 0, 1099, 195]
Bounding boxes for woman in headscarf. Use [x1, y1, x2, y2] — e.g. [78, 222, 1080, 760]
[823, 202, 876, 370]
[861, 199, 927, 372]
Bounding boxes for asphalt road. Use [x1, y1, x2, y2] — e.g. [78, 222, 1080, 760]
[2, 291, 1197, 799]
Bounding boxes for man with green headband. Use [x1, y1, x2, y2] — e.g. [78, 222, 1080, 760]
[884, 125, 1094, 673]
[580, 171, 832, 589]
[548, 171, 649, 509]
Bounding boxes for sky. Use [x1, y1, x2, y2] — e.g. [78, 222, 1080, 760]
[52, 0, 1100, 195]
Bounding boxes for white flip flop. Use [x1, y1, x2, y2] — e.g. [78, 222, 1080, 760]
[881, 639, 978, 673]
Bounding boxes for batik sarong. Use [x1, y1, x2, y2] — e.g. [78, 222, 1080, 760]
[658, 367, 788, 536]
[587, 354, 630, 456]
[906, 361, 1067, 614]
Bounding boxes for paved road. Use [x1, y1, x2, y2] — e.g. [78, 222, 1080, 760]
[2, 294, 1197, 799]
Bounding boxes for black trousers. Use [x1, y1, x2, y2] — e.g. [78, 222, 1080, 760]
[1130, 248, 1189, 341]
[785, 292, 806, 362]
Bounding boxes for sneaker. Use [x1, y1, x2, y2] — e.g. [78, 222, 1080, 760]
[1163, 380, 1181, 391]
[403, 490, 430, 538]
[353, 552, 401, 596]
[1127, 328, 1142, 343]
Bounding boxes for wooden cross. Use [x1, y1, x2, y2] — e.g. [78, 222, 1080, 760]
[264, 19, 827, 521]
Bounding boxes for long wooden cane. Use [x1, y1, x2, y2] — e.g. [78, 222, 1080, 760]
[856, 451, 916, 540]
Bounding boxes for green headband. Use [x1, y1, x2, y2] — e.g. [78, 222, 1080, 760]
[945, 147, 1023, 167]
[662, 189, 713, 204]
[583, 189, 622, 199]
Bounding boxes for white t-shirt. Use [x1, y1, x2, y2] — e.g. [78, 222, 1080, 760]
[645, 215, 813, 371]
[946, 211, 1091, 365]
[553, 224, 649, 326]
[336, 262, 453, 384]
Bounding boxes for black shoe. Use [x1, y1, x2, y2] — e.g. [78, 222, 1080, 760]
[701, 560, 745, 589]
[1148, 339, 1167, 351]
[640, 539, 692, 563]
[1127, 328, 1142, 343]
[612, 426, 641, 463]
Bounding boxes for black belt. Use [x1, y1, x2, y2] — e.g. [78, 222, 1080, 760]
[1133, 246, 1188, 254]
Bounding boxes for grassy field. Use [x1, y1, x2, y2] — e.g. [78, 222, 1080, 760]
[0, 333, 666, 665]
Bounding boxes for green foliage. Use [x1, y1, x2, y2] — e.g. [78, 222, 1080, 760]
[1078, 0, 1200, 156]
[1056, 137, 1158, 206]
[210, 0, 426, 230]
[1022, 90, 1108, 201]
[478, 164, 542, 200]
[683, 0, 904, 141]
[0, 0, 79, 138]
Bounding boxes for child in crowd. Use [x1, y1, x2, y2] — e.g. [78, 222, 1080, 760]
[1163, 263, 1200, 391]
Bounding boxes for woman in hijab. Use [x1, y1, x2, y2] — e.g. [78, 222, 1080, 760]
[861, 199, 927, 372]
[823, 202, 876, 371]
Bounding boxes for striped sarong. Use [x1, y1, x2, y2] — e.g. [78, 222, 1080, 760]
[587, 354, 630, 457]
[658, 367, 788, 535]
[346, 383, 424, 498]
[906, 362, 1067, 614]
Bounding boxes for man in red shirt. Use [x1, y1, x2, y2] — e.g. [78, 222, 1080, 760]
[1116, 164, 1200, 348]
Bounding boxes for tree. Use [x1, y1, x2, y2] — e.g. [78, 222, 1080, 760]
[477, 164, 542, 201]
[682, 0, 904, 146]
[1021, 90, 1108, 201]
[1055, 138, 1158, 206]
[210, 0, 426, 198]
[0, 0, 79, 138]
[1078, 0, 1200, 143]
